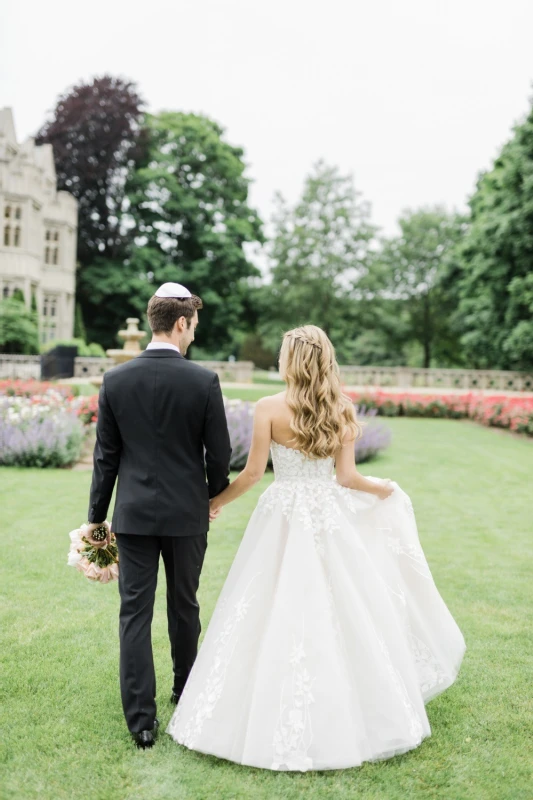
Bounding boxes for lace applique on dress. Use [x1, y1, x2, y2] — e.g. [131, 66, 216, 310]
[258, 443, 355, 555]
[375, 635, 424, 741]
[169, 573, 261, 747]
[408, 630, 448, 695]
[383, 579, 448, 696]
[386, 536, 432, 578]
[272, 622, 316, 771]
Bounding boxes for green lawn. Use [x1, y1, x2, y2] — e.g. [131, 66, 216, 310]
[221, 384, 282, 402]
[1, 419, 532, 800]
[63, 382, 283, 403]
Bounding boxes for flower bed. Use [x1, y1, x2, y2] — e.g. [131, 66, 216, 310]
[0, 381, 84, 467]
[0, 379, 73, 398]
[76, 395, 99, 425]
[0, 381, 392, 469]
[345, 390, 533, 436]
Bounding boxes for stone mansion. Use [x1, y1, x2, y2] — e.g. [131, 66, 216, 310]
[0, 108, 78, 344]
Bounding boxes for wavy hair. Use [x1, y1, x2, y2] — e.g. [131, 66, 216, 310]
[279, 325, 361, 459]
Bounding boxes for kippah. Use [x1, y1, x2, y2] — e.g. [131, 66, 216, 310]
[155, 282, 192, 298]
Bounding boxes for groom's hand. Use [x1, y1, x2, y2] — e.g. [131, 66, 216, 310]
[85, 521, 112, 548]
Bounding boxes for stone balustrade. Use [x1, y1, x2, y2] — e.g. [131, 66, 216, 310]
[194, 361, 255, 383]
[74, 357, 114, 378]
[0, 354, 41, 379]
[338, 366, 533, 392]
[1, 353, 531, 390]
[76, 356, 254, 382]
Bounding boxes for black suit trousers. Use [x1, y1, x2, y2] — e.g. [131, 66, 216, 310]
[115, 533, 208, 733]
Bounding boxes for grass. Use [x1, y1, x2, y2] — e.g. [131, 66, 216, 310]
[1, 419, 532, 799]
[221, 384, 283, 402]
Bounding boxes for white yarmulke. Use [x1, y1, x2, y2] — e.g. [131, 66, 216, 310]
[155, 282, 192, 298]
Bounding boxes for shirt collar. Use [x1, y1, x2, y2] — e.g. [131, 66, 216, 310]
[146, 341, 181, 354]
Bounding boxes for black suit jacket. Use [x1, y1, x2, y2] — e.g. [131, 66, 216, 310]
[88, 349, 232, 537]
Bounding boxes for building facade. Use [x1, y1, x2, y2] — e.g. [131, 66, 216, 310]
[0, 108, 78, 344]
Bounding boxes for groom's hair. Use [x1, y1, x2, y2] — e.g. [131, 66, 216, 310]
[147, 294, 203, 334]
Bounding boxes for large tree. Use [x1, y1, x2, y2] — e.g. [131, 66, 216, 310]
[36, 75, 145, 265]
[456, 95, 533, 370]
[260, 161, 376, 359]
[36, 76, 146, 346]
[371, 208, 467, 368]
[124, 112, 264, 356]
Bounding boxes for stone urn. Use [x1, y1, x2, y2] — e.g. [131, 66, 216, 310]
[91, 318, 147, 387]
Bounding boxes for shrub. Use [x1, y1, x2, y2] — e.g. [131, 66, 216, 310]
[40, 339, 106, 357]
[0, 299, 39, 355]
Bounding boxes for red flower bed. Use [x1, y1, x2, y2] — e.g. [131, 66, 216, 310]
[76, 395, 99, 425]
[346, 390, 533, 436]
[0, 379, 98, 424]
[0, 379, 73, 399]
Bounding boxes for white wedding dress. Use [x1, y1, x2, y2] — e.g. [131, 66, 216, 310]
[167, 441, 466, 771]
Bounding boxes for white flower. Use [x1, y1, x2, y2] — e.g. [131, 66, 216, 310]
[69, 527, 84, 546]
[67, 550, 82, 566]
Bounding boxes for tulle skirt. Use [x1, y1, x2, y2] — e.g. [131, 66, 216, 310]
[167, 477, 465, 771]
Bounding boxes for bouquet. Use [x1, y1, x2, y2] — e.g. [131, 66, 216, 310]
[67, 522, 119, 583]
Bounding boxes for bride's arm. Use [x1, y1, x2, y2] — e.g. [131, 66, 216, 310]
[335, 433, 394, 500]
[209, 398, 272, 515]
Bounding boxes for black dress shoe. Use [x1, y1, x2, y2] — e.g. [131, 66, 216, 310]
[132, 718, 159, 749]
[170, 691, 182, 705]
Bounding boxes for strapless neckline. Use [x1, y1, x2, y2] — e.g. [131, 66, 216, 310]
[270, 439, 335, 481]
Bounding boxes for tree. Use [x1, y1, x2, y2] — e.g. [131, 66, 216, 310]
[36, 76, 146, 346]
[0, 299, 39, 354]
[36, 75, 145, 265]
[372, 208, 467, 368]
[456, 95, 533, 370]
[260, 161, 376, 358]
[73, 303, 87, 342]
[238, 333, 277, 370]
[125, 112, 264, 355]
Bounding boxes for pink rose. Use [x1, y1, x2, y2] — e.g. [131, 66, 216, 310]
[85, 563, 99, 581]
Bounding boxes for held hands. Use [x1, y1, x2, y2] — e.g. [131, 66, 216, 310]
[377, 479, 395, 500]
[209, 498, 223, 522]
[85, 521, 112, 548]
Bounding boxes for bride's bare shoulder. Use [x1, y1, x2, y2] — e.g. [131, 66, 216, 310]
[256, 391, 286, 405]
[255, 391, 288, 417]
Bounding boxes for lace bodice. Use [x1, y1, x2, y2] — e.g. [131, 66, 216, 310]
[270, 441, 335, 482]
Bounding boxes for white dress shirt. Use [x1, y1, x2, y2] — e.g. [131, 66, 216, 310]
[146, 342, 180, 353]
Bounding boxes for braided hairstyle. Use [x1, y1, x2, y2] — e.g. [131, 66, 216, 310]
[279, 325, 361, 459]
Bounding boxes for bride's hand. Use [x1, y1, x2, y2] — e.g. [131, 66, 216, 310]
[377, 479, 394, 500]
[209, 498, 223, 521]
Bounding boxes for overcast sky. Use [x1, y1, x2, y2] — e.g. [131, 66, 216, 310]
[2, 0, 533, 236]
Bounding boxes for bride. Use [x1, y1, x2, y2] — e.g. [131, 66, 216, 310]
[167, 325, 466, 771]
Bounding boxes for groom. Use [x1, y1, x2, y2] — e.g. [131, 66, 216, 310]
[85, 283, 231, 748]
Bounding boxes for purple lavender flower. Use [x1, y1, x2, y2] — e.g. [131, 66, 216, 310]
[223, 400, 391, 470]
[355, 406, 392, 463]
[224, 400, 256, 470]
[0, 405, 83, 467]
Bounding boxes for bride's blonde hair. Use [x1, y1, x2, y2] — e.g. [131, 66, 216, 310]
[279, 325, 361, 459]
